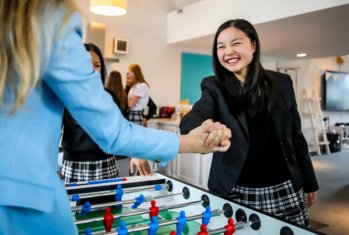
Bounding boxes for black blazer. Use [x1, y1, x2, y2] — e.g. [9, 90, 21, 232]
[180, 71, 319, 196]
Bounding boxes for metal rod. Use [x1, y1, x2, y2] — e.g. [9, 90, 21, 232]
[72, 192, 183, 213]
[75, 208, 148, 225]
[90, 209, 222, 235]
[67, 175, 163, 191]
[66, 178, 126, 191]
[158, 199, 202, 211]
[75, 199, 202, 225]
[69, 184, 168, 200]
[207, 221, 253, 234]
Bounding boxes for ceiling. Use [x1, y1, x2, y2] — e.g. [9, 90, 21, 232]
[172, 4, 349, 60]
[171, 0, 202, 9]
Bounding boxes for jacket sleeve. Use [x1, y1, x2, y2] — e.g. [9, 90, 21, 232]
[287, 77, 319, 192]
[43, 12, 178, 166]
[180, 77, 217, 134]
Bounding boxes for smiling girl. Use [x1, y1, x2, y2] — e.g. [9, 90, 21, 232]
[180, 19, 318, 226]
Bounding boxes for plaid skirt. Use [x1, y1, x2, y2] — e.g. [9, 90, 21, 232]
[128, 110, 143, 126]
[231, 180, 309, 226]
[60, 157, 119, 183]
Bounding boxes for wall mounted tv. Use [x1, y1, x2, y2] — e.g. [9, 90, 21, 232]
[322, 71, 349, 111]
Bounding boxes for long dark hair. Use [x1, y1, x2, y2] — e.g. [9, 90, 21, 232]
[84, 43, 107, 84]
[212, 19, 282, 116]
[106, 70, 128, 112]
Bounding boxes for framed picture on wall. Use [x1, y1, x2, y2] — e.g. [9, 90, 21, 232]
[113, 38, 129, 54]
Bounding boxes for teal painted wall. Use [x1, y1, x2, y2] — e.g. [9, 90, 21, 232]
[181, 53, 213, 104]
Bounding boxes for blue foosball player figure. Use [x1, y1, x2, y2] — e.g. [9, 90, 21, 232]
[131, 194, 145, 209]
[148, 216, 159, 235]
[201, 206, 212, 226]
[154, 184, 163, 191]
[115, 184, 124, 201]
[176, 210, 187, 235]
[80, 201, 91, 216]
[85, 228, 93, 235]
[117, 221, 128, 235]
[72, 194, 80, 202]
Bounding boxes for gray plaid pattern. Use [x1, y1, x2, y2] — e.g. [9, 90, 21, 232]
[60, 157, 119, 183]
[128, 110, 143, 125]
[232, 180, 308, 226]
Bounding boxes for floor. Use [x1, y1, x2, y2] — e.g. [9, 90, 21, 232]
[308, 151, 349, 235]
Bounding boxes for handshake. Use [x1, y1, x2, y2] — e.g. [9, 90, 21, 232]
[131, 119, 231, 176]
[180, 119, 231, 154]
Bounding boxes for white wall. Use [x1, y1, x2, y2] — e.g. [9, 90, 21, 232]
[76, 0, 194, 106]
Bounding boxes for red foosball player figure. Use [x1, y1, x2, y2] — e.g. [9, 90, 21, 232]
[149, 200, 159, 219]
[103, 207, 114, 232]
[224, 218, 236, 235]
[197, 224, 208, 235]
[169, 231, 176, 235]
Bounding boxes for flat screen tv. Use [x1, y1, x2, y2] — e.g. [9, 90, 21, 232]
[322, 71, 349, 111]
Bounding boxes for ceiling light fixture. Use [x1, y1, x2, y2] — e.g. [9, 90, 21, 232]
[297, 53, 307, 57]
[90, 0, 127, 16]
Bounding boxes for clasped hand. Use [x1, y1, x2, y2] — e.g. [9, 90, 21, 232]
[131, 119, 231, 176]
[181, 119, 231, 153]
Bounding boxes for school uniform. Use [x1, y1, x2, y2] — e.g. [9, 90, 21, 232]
[180, 71, 318, 225]
[128, 82, 149, 125]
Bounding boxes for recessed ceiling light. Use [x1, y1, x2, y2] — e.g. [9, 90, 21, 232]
[297, 53, 307, 57]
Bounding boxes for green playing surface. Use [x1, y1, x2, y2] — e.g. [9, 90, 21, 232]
[75, 206, 207, 234]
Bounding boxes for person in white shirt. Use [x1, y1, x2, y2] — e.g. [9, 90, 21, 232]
[126, 64, 153, 175]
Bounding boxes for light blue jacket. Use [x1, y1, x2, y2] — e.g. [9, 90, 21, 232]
[0, 10, 178, 234]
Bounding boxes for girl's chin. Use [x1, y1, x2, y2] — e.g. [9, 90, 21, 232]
[225, 66, 241, 73]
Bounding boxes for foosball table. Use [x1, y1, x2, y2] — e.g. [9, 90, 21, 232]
[66, 173, 323, 235]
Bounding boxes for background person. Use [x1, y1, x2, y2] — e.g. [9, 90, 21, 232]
[105, 70, 128, 117]
[60, 43, 120, 183]
[125, 74, 157, 127]
[126, 64, 153, 175]
[105, 70, 130, 176]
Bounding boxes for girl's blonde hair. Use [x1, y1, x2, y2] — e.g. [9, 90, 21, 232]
[128, 64, 149, 87]
[105, 71, 128, 112]
[0, 0, 76, 112]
